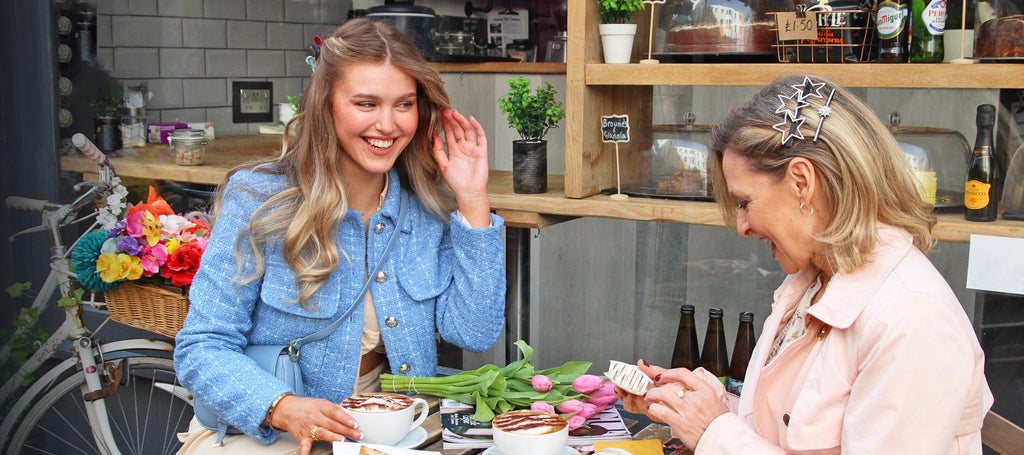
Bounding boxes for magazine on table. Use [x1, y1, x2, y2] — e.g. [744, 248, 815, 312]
[439, 398, 632, 449]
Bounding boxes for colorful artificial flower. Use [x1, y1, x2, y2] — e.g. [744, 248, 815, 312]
[74, 186, 211, 291]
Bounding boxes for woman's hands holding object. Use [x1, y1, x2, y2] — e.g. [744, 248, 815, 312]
[433, 109, 491, 227]
[613, 360, 728, 450]
[270, 395, 362, 455]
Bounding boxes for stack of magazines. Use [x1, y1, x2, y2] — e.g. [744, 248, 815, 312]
[439, 399, 633, 449]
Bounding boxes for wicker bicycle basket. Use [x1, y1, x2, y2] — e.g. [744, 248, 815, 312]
[103, 282, 189, 338]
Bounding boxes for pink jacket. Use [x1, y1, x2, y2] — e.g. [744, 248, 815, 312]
[695, 226, 993, 454]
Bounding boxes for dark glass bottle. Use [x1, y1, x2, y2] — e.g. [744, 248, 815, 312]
[671, 305, 699, 370]
[700, 307, 729, 386]
[965, 104, 999, 222]
[877, 0, 910, 62]
[727, 312, 756, 396]
[910, 0, 945, 62]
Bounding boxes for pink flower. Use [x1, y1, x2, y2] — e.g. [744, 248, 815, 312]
[586, 393, 619, 409]
[530, 401, 555, 414]
[578, 403, 600, 419]
[556, 399, 584, 415]
[139, 244, 168, 276]
[572, 374, 604, 394]
[531, 374, 553, 392]
[567, 415, 587, 431]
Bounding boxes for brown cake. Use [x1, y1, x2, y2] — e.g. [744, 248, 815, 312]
[661, 21, 776, 54]
[657, 170, 707, 195]
[359, 446, 389, 455]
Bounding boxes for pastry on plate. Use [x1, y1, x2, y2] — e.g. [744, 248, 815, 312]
[359, 446, 390, 455]
[604, 360, 653, 395]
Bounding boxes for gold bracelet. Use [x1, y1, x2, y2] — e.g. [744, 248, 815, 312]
[263, 392, 293, 432]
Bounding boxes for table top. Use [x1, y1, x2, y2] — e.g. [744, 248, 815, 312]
[404, 396, 691, 455]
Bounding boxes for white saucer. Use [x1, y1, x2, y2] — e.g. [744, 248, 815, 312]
[393, 426, 428, 449]
[481, 446, 580, 455]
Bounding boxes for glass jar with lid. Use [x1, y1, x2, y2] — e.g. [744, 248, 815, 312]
[168, 129, 208, 166]
[887, 112, 971, 208]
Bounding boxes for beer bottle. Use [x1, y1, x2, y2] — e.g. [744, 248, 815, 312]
[965, 104, 1000, 222]
[877, 0, 910, 62]
[728, 312, 756, 396]
[700, 307, 729, 387]
[910, 0, 946, 62]
[670, 305, 699, 370]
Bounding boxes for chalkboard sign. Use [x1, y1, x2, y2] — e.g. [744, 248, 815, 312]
[601, 115, 630, 143]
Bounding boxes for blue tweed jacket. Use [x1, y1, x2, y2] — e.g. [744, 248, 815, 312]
[174, 168, 506, 443]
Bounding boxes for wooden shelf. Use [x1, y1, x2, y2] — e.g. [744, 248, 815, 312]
[488, 171, 1024, 243]
[432, 62, 565, 74]
[585, 63, 1024, 88]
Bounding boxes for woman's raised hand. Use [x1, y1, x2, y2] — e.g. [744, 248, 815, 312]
[641, 364, 728, 450]
[433, 109, 491, 227]
[270, 395, 362, 455]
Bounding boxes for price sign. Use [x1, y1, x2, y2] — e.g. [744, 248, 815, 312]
[642, 0, 666, 4]
[775, 12, 818, 41]
[601, 115, 630, 143]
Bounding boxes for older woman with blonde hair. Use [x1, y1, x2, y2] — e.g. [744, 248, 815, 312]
[174, 18, 506, 455]
[617, 75, 992, 454]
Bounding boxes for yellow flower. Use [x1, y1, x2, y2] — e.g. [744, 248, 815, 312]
[165, 238, 181, 255]
[125, 255, 144, 281]
[96, 253, 121, 283]
[142, 211, 162, 247]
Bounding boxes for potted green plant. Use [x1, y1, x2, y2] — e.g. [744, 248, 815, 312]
[87, 83, 124, 153]
[279, 93, 302, 125]
[498, 76, 565, 194]
[597, 0, 644, 63]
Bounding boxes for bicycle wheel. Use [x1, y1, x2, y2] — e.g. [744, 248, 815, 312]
[7, 356, 192, 455]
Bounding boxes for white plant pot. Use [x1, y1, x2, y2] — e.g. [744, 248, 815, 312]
[279, 102, 295, 124]
[599, 23, 637, 64]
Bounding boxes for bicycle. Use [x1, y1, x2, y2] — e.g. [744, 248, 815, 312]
[0, 134, 194, 454]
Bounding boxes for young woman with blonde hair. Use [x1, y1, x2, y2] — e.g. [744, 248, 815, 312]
[617, 75, 992, 454]
[175, 18, 506, 454]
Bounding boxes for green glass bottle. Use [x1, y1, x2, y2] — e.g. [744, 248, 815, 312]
[910, 0, 946, 62]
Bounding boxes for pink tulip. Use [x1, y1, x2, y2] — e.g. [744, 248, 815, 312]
[586, 393, 619, 409]
[556, 399, 584, 415]
[578, 403, 600, 419]
[530, 401, 556, 414]
[531, 374, 553, 392]
[567, 415, 587, 431]
[572, 374, 603, 394]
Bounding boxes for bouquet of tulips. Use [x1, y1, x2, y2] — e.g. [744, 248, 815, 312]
[382, 341, 619, 430]
[71, 187, 210, 292]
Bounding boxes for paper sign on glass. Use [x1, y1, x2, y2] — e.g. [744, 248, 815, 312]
[966, 234, 1024, 296]
[775, 11, 819, 41]
[601, 115, 630, 143]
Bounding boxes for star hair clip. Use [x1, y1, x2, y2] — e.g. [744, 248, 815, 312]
[772, 76, 836, 146]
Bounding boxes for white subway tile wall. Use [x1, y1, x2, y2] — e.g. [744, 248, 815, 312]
[97, 0, 350, 135]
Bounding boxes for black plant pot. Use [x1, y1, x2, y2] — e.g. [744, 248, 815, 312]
[512, 139, 547, 194]
[93, 116, 121, 153]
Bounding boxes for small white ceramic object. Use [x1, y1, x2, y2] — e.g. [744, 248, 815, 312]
[604, 360, 653, 395]
[491, 410, 568, 455]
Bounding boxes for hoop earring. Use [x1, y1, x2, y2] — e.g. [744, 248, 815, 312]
[800, 201, 815, 216]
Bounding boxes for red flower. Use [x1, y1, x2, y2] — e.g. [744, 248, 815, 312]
[162, 242, 203, 287]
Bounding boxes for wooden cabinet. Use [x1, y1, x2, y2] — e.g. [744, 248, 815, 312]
[553, 0, 1024, 242]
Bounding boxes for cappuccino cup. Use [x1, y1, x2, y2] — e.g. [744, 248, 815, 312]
[340, 392, 429, 446]
[491, 410, 568, 455]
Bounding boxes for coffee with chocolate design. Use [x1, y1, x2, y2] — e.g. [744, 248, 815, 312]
[492, 410, 567, 435]
[341, 392, 413, 412]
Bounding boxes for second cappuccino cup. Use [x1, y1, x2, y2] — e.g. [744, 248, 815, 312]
[491, 410, 569, 455]
[340, 392, 429, 446]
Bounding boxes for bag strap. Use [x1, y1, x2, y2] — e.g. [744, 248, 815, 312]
[288, 191, 408, 357]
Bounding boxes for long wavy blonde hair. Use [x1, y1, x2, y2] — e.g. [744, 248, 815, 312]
[708, 75, 935, 275]
[212, 18, 454, 307]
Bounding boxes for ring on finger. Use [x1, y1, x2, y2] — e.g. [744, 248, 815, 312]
[677, 389, 687, 399]
[310, 425, 321, 442]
